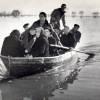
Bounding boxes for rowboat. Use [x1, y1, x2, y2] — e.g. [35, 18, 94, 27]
[0, 50, 78, 77]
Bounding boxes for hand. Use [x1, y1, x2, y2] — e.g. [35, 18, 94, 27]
[58, 41, 63, 46]
[25, 49, 28, 53]
[69, 47, 73, 50]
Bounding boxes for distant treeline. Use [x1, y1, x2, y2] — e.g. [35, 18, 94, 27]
[0, 10, 21, 17]
[0, 10, 100, 17]
[71, 11, 100, 17]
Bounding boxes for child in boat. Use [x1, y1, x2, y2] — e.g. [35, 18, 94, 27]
[60, 26, 75, 48]
[1, 29, 24, 57]
[31, 27, 50, 57]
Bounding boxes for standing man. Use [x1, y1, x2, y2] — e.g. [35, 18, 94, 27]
[50, 4, 67, 30]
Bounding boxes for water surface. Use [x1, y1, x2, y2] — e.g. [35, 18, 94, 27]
[0, 16, 100, 100]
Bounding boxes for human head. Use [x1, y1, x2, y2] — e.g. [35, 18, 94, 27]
[29, 28, 36, 36]
[23, 23, 29, 30]
[10, 29, 20, 39]
[39, 12, 47, 22]
[73, 24, 80, 31]
[44, 28, 51, 38]
[35, 27, 43, 38]
[61, 4, 67, 12]
[63, 26, 70, 35]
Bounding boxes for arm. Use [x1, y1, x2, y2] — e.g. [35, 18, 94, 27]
[1, 38, 8, 56]
[62, 15, 66, 27]
[50, 24, 62, 46]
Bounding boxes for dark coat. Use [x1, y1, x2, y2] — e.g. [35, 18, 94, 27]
[69, 29, 81, 47]
[31, 34, 49, 57]
[30, 20, 50, 29]
[48, 36, 57, 45]
[21, 30, 35, 52]
[60, 28, 81, 48]
[1, 36, 25, 57]
[60, 33, 75, 47]
[50, 8, 65, 29]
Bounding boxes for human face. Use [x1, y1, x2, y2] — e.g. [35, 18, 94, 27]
[24, 27, 29, 31]
[39, 14, 46, 22]
[44, 29, 50, 38]
[35, 27, 42, 38]
[73, 26, 79, 32]
[29, 29, 36, 35]
[61, 6, 67, 12]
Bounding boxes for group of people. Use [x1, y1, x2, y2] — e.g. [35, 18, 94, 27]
[1, 4, 81, 57]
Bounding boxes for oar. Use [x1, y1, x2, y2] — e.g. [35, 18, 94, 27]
[50, 44, 95, 57]
[50, 24, 62, 46]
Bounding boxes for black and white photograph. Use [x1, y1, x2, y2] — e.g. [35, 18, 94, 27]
[0, 0, 100, 100]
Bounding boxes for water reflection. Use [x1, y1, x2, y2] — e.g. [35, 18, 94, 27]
[0, 62, 82, 100]
[0, 44, 96, 100]
[0, 17, 99, 100]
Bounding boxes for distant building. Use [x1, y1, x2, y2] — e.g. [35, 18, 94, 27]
[71, 11, 77, 17]
[79, 11, 84, 17]
[92, 12, 99, 17]
[11, 10, 21, 17]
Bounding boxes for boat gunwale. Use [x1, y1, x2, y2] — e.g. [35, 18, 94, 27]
[0, 50, 73, 60]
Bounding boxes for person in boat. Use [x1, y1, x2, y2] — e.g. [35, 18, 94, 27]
[46, 28, 59, 56]
[20, 23, 30, 40]
[59, 26, 70, 37]
[50, 4, 67, 30]
[21, 28, 37, 55]
[30, 11, 61, 46]
[1, 29, 25, 57]
[23, 23, 29, 31]
[60, 26, 75, 47]
[68, 24, 81, 47]
[31, 27, 49, 57]
[30, 12, 50, 29]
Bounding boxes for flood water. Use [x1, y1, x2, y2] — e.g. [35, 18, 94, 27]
[0, 16, 100, 100]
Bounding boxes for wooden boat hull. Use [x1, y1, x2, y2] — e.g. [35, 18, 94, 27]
[0, 50, 78, 77]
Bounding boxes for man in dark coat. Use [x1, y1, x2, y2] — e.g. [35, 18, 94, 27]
[31, 27, 49, 57]
[50, 4, 67, 30]
[69, 24, 81, 47]
[1, 30, 25, 57]
[30, 12, 50, 29]
[61, 24, 81, 48]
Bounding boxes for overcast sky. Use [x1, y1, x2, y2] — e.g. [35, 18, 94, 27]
[0, 0, 100, 14]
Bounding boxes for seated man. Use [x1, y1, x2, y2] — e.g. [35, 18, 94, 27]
[60, 26, 75, 47]
[31, 27, 50, 57]
[69, 24, 81, 47]
[30, 12, 50, 29]
[21, 28, 36, 54]
[1, 29, 24, 57]
[60, 24, 81, 48]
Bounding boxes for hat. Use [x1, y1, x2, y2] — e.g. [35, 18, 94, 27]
[23, 23, 29, 28]
[74, 24, 80, 28]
